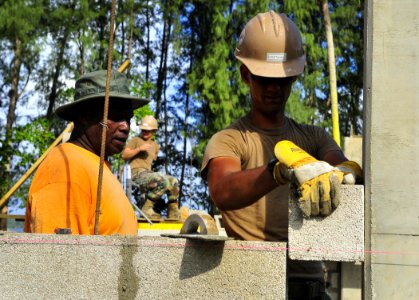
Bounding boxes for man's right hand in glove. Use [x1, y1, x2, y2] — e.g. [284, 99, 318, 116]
[274, 140, 345, 217]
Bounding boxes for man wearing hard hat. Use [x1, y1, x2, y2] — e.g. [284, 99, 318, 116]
[122, 115, 180, 220]
[200, 11, 362, 300]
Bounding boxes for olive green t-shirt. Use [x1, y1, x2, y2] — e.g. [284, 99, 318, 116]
[201, 115, 341, 280]
[201, 115, 340, 242]
[125, 136, 159, 171]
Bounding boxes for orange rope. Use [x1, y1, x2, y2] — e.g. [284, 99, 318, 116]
[94, 0, 117, 235]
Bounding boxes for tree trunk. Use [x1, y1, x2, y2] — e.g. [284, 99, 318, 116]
[155, 16, 171, 119]
[1, 37, 23, 230]
[322, 0, 341, 146]
[145, 1, 151, 82]
[77, 30, 85, 75]
[47, 31, 69, 119]
[179, 91, 190, 206]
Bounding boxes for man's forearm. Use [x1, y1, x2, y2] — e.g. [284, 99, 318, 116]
[209, 166, 278, 210]
[121, 148, 139, 160]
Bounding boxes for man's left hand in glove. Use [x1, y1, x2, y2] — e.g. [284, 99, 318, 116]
[273, 140, 362, 217]
[335, 160, 363, 184]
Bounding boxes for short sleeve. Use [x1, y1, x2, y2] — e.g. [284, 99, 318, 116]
[200, 130, 244, 180]
[125, 137, 138, 149]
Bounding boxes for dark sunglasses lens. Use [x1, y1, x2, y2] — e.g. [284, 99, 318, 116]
[252, 75, 294, 86]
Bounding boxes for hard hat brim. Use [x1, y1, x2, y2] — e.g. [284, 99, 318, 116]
[140, 125, 157, 130]
[236, 54, 306, 78]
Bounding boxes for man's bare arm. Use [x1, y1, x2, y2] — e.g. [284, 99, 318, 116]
[121, 143, 151, 161]
[321, 150, 348, 166]
[207, 157, 278, 210]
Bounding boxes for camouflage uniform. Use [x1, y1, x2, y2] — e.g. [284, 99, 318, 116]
[124, 134, 181, 219]
[133, 169, 179, 204]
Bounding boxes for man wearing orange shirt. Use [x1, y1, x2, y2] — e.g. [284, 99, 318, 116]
[24, 70, 149, 235]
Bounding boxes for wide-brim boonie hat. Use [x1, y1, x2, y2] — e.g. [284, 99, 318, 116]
[55, 70, 149, 121]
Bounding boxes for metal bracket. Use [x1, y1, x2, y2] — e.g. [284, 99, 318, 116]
[161, 212, 232, 241]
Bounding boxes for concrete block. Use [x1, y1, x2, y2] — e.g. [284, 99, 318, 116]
[372, 264, 419, 299]
[341, 262, 362, 300]
[288, 185, 364, 262]
[371, 233, 419, 266]
[0, 232, 286, 299]
[343, 135, 363, 168]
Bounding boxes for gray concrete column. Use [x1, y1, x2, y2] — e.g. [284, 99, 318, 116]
[364, 1, 419, 298]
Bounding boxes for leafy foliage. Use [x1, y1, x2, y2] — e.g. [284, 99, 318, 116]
[0, 118, 55, 209]
[0, 0, 364, 216]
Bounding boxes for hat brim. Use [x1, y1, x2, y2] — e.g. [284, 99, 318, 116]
[139, 125, 157, 130]
[55, 93, 150, 121]
[236, 55, 306, 78]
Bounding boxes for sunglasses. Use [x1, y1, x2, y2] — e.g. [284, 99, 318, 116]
[250, 74, 296, 86]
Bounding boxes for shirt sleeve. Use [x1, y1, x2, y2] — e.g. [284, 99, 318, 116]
[200, 130, 243, 180]
[125, 137, 138, 149]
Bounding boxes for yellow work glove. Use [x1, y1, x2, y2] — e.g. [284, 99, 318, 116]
[274, 140, 344, 217]
[335, 161, 363, 184]
[268, 158, 292, 185]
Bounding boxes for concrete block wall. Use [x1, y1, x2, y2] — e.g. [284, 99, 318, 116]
[1, 183, 365, 299]
[0, 233, 286, 300]
[289, 185, 364, 262]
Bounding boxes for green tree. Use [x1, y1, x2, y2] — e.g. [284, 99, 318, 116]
[283, 0, 364, 138]
[0, 0, 45, 229]
[187, 0, 275, 162]
[0, 0, 364, 219]
[332, 0, 364, 136]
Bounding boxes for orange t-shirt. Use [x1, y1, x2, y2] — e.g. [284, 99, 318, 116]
[24, 143, 138, 235]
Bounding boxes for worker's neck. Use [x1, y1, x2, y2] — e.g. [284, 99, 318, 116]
[141, 135, 152, 141]
[69, 139, 105, 158]
[249, 112, 286, 129]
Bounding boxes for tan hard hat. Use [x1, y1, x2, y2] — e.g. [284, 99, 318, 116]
[139, 115, 158, 130]
[235, 11, 306, 78]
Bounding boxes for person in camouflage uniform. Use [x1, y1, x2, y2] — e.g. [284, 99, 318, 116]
[122, 115, 180, 219]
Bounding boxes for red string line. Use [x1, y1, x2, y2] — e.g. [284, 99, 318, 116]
[1, 236, 417, 257]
